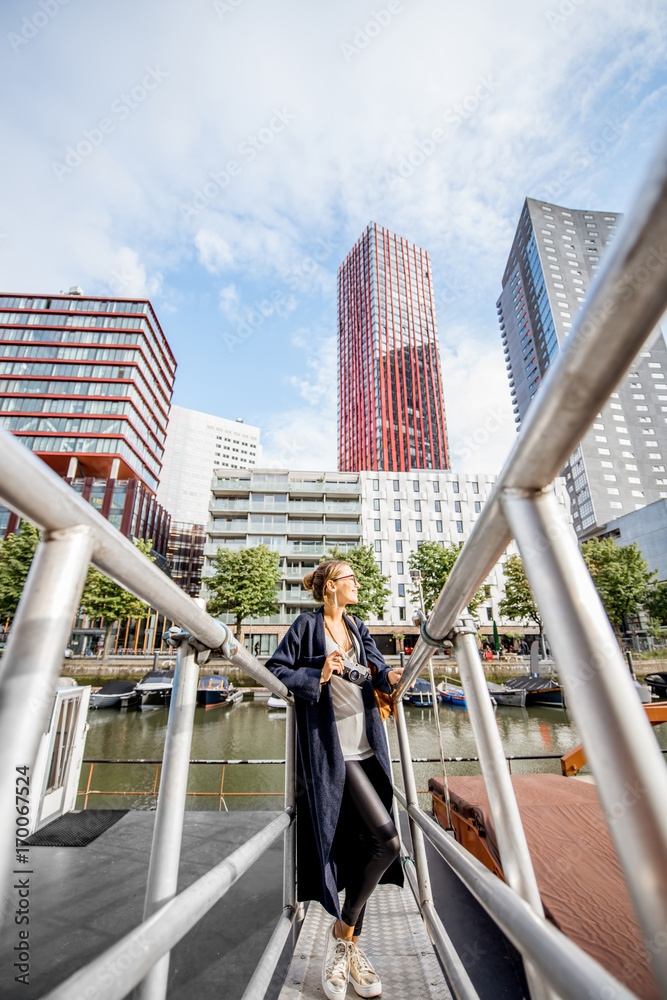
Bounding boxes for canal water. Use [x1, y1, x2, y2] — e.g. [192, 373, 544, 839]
[78, 695, 667, 812]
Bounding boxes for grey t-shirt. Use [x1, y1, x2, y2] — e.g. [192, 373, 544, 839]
[324, 633, 373, 762]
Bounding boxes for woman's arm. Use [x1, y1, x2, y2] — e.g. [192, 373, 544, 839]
[264, 622, 324, 703]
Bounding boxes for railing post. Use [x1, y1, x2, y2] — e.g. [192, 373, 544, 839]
[453, 621, 554, 1000]
[394, 699, 433, 908]
[0, 524, 94, 925]
[502, 485, 667, 996]
[136, 633, 200, 1000]
[283, 703, 297, 915]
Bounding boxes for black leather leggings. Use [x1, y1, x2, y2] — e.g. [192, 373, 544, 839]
[339, 757, 401, 935]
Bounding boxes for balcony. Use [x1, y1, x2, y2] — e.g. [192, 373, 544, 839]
[288, 480, 360, 495]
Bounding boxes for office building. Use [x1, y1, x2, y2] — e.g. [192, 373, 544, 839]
[0, 289, 174, 555]
[167, 521, 206, 598]
[338, 223, 449, 473]
[156, 405, 261, 524]
[497, 199, 667, 535]
[202, 467, 566, 651]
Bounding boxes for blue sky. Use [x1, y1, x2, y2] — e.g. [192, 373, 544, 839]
[2, 0, 666, 472]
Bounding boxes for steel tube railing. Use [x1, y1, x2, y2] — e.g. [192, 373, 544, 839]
[0, 426, 292, 703]
[402, 800, 638, 1000]
[394, 700, 433, 908]
[239, 906, 297, 1000]
[397, 127, 667, 696]
[40, 810, 292, 1000]
[503, 486, 667, 994]
[452, 625, 553, 1000]
[136, 635, 200, 1000]
[0, 524, 94, 921]
[283, 703, 297, 913]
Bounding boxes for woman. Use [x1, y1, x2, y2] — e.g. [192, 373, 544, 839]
[265, 560, 404, 1000]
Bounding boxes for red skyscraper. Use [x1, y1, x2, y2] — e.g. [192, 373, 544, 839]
[338, 223, 449, 472]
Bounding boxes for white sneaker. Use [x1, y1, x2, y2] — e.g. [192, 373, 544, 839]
[349, 943, 382, 998]
[322, 921, 350, 1000]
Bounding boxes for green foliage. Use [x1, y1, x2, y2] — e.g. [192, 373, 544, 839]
[580, 538, 657, 630]
[408, 541, 485, 616]
[644, 582, 667, 626]
[326, 544, 391, 620]
[81, 538, 155, 654]
[207, 544, 281, 632]
[498, 552, 543, 632]
[0, 522, 40, 623]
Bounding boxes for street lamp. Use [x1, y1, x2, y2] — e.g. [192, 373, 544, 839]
[409, 568, 425, 615]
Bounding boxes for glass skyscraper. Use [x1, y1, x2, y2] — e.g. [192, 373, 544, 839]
[338, 222, 449, 472]
[497, 198, 667, 536]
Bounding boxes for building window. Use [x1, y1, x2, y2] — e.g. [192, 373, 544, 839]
[393, 480, 400, 491]
[414, 499, 421, 512]
[413, 481, 419, 492]
[394, 499, 401, 511]
[374, 519, 381, 531]
[395, 519, 401, 531]
[397, 561, 404, 574]
[416, 520, 422, 532]
[454, 501, 461, 512]
[474, 501, 481, 513]
[374, 540, 382, 552]
[373, 498, 380, 511]
[398, 584, 405, 597]
[376, 561, 382, 572]
[432, 481, 440, 492]
[396, 540, 403, 553]
[486, 607, 494, 621]
[472, 482, 479, 494]
[452, 482, 459, 494]
[434, 501, 441, 512]
[398, 607, 406, 620]
[436, 520, 443, 532]
[456, 521, 463, 533]
[373, 479, 379, 491]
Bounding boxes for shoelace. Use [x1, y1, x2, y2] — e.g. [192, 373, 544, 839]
[352, 947, 376, 978]
[326, 940, 349, 980]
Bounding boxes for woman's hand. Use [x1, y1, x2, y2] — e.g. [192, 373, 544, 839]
[387, 668, 403, 690]
[321, 651, 345, 685]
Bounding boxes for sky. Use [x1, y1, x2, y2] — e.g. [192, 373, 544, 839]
[2, 0, 666, 474]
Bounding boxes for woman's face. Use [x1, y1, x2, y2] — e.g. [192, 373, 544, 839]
[329, 564, 360, 607]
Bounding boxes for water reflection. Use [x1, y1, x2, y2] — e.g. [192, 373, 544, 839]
[80, 697, 667, 812]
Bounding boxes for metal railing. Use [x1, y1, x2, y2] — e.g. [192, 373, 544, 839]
[0, 132, 665, 1000]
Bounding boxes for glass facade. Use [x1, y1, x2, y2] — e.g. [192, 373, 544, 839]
[338, 223, 449, 472]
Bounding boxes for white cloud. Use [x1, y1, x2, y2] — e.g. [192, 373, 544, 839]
[195, 230, 234, 273]
[218, 283, 240, 318]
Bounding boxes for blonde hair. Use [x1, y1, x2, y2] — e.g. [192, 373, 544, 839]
[303, 560, 349, 603]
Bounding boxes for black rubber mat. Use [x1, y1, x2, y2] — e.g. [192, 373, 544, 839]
[24, 810, 129, 847]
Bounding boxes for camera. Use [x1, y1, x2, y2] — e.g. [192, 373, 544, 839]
[341, 659, 371, 687]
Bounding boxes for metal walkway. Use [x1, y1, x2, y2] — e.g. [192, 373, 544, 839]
[278, 886, 452, 1000]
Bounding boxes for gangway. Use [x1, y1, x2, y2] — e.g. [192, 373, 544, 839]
[1, 130, 667, 1000]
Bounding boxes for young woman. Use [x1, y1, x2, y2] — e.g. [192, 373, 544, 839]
[265, 560, 403, 1000]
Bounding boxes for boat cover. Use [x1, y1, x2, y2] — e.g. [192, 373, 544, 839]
[503, 675, 561, 692]
[428, 773, 658, 999]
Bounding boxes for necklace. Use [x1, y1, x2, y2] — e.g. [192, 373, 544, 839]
[323, 616, 352, 653]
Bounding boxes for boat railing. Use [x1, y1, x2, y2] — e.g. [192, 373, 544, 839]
[0, 133, 665, 999]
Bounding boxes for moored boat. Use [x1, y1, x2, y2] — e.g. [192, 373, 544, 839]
[405, 677, 438, 707]
[486, 680, 527, 708]
[197, 674, 243, 710]
[645, 671, 667, 700]
[503, 675, 565, 707]
[135, 670, 175, 710]
[436, 680, 467, 708]
[89, 680, 139, 710]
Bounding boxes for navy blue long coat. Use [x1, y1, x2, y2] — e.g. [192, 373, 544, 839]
[265, 606, 404, 920]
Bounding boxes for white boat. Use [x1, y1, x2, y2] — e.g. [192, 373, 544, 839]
[487, 680, 527, 708]
[135, 669, 175, 710]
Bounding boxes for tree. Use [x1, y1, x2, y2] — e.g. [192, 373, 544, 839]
[408, 541, 485, 616]
[326, 544, 391, 620]
[644, 582, 667, 626]
[0, 521, 40, 624]
[498, 553, 543, 634]
[207, 544, 281, 635]
[580, 537, 657, 633]
[80, 538, 156, 657]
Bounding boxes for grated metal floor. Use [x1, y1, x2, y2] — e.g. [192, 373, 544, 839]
[278, 884, 452, 1000]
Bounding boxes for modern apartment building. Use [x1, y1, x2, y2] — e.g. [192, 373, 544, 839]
[167, 521, 205, 598]
[202, 467, 569, 650]
[0, 289, 174, 555]
[156, 405, 261, 524]
[496, 199, 667, 536]
[338, 223, 449, 473]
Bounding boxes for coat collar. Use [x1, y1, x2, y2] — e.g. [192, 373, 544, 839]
[315, 606, 366, 665]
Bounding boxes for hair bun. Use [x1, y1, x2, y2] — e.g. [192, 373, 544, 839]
[302, 571, 315, 590]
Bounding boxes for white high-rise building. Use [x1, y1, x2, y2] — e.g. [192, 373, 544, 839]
[157, 405, 261, 524]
